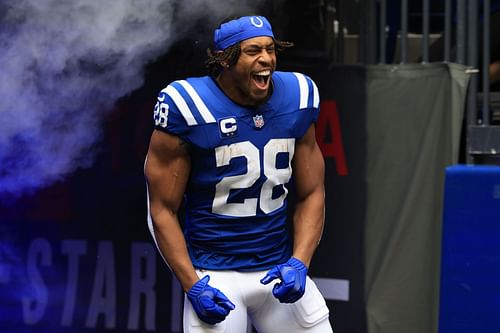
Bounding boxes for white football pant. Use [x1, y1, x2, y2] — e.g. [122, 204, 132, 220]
[183, 270, 333, 333]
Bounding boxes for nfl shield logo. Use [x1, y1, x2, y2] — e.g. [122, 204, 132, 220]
[253, 114, 265, 128]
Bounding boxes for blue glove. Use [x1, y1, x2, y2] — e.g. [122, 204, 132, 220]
[186, 275, 235, 325]
[260, 257, 308, 303]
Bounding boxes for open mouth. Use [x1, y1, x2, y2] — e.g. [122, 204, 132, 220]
[252, 70, 271, 89]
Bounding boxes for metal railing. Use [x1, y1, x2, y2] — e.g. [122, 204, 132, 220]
[356, 0, 494, 162]
[336, 0, 492, 126]
[322, 0, 498, 162]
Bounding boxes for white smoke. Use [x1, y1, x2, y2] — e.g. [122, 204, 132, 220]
[0, 0, 267, 198]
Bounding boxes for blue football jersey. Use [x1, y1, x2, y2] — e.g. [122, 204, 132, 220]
[153, 71, 320, 271]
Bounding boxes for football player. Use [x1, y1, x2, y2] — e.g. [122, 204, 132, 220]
[145, 15, 333, 332]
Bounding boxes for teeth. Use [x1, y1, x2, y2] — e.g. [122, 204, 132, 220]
[255, 70, 271, 76]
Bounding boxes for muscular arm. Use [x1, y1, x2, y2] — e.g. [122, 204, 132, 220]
[291, 124, 326, 268]
[144, 129, 199, 292]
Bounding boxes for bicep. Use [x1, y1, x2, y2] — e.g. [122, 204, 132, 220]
[292, 124, 325, 200]
[145, 130, 191, 215]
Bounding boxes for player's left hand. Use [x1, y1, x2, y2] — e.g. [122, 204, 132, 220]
[260, 257, 308, 303]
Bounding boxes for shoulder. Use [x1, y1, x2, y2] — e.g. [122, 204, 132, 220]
[153, 76, 220, 142]
[272, 71, 320, 110]
[273, 71, 319, 88]
[158, 76, 214, 112]
[155, 76, 217, 127]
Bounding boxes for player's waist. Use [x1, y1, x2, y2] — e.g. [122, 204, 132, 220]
[187, 227, 288, 253]
[188, 238, 291, 271]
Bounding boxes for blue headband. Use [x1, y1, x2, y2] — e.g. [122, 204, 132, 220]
[214, 16, 274, 51]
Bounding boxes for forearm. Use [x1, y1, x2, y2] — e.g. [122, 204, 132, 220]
[151, 209, 199, 292]
[145, 130, 197, 292]
[292, 188, 325, 267]
[291, 124, 326, 268]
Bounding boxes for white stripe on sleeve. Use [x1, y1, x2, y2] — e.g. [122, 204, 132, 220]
[312, 79, 320, 108]
[293, 72, 309, 109]
[164, 85, 198, 126]
[178, 80, 216, 124]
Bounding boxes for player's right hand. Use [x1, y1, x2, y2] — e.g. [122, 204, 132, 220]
[186, 275, 235, 325]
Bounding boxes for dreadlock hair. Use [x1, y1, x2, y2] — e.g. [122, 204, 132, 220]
[205, 15, 294, 77]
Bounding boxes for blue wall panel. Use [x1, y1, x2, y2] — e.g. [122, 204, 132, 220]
[440, 165, 500, 332]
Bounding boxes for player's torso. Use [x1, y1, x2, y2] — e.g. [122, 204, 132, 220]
[154, 72, 319, 269]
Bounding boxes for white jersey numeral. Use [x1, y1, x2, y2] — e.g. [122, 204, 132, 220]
[154, 101, 169, 128]
[212, 139, 295, 217]
[213, 142, 260, 217]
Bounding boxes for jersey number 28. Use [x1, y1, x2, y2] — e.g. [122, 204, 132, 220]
[212, 139, 295, 217]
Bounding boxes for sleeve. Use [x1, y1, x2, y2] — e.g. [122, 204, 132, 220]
[302, 74, 321, 123]
[153, 83, 191, 141]
[290, 72, 321, 138]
